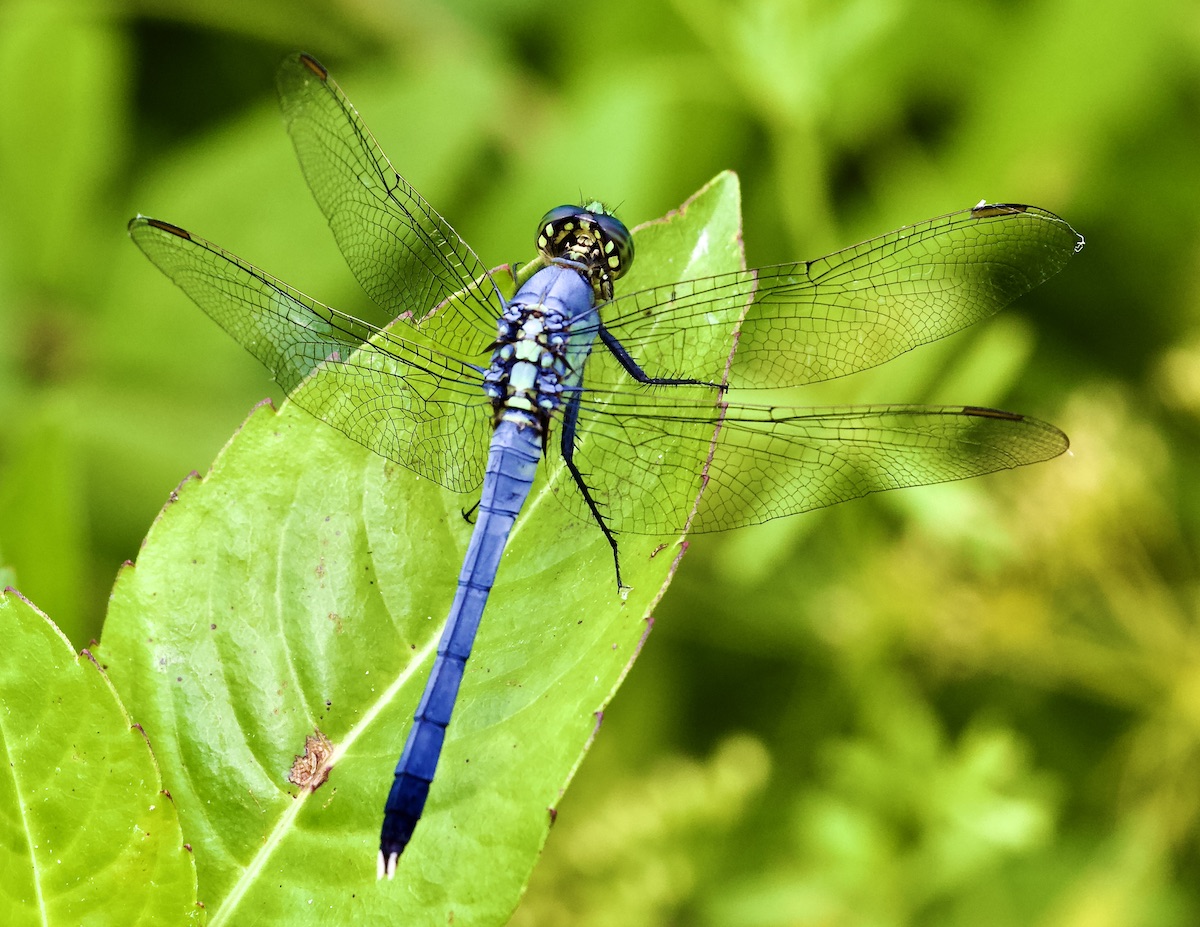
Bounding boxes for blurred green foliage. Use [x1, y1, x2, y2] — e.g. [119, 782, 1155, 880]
[0, 0, 1198, 923]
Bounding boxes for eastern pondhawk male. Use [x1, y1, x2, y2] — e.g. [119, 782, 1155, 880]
[129, 53, 1082, 879]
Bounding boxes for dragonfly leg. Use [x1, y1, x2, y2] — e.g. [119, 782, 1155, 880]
[560, 393, 628, 591]
[598, 324, 725, 389]
[461, 498, 480, 524]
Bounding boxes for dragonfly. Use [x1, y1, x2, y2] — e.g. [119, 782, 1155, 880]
[129, 52, 1082, 880]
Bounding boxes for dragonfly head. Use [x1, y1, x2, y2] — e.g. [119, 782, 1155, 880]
[536, 203, 634, 298]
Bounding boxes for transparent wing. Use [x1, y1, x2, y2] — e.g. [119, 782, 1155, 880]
[596, 204, 1084, 390]
[276, 53, 501, 358]
[555, 389, 1068, 535]
[129, 216, 491, 492]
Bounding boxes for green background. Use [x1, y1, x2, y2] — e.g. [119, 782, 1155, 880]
[1, 0, 1198, 923]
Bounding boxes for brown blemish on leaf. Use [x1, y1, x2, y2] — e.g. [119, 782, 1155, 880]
[288, 729, 334, 792]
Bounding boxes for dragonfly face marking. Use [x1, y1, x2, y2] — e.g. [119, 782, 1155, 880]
[536, 203, 634, 299]
[127, 52, 1081, 879]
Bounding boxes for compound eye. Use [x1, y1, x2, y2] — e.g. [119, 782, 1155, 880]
[594, 211, 634, 279]
[535, 205, 582, 258]
[534, 204, 635, 280]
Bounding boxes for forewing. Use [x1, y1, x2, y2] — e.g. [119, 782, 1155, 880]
[276, 53, 501, 358]
[555, 392, 1068, 535]
[600, 204, 1083, 388]
[129, 217, 490, 491]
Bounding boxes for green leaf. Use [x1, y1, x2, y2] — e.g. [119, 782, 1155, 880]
[0, 589, 198, 925]
[98, 172, 743, 924]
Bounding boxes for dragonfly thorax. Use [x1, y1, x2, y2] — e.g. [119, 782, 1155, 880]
[483, 300, 572, 428]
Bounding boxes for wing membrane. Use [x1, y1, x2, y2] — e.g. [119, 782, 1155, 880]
[600, 204, 1083, 389]
[129, 216, 490, 491]
[276, 53, 501, 357]
[556, 392, 1068, 535]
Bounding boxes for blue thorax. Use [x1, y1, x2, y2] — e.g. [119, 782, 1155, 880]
[482, 264, 599, 429]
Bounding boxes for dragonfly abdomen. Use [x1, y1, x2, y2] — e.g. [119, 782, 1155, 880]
[380, 417, 542, 878]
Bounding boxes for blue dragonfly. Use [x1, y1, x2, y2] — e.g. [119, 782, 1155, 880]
[128, 53, 1082, 879]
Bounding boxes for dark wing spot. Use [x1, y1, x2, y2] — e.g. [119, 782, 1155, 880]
[299, 53, 328, 80]
[961, 405, 1024, 422]
[146, 218, 192, 240]
[970, 203, 1028, 219]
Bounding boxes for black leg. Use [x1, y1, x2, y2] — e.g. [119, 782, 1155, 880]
[598, 323, 725, 389]
[560, 393, 627, 592]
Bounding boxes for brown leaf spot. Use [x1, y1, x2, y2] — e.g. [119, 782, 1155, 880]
[288, 729, 335, 792]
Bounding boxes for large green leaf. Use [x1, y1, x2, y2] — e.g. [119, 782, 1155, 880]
[0, 589, 198, 925]
[98, 172, 743, 924]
